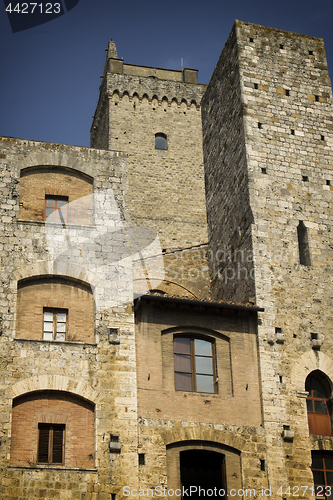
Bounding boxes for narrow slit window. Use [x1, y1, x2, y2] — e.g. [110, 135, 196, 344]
[155, 133, 167, 151]
[297, 221, 311, 266]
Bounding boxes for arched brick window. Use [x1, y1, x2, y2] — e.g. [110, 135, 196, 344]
[16, 276, 95, 343]
[10, 391, 95, 468]
[19, 166, 93, 225]
[306, 371, 332, 437]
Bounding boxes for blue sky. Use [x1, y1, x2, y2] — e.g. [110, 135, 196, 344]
[0, 0, 332, 147]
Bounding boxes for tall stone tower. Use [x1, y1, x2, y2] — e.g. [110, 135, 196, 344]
[202, 20, 333, 494]
[91, 41, 210, 298]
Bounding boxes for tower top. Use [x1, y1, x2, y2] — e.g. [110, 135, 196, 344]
[107, 40, 118, 59]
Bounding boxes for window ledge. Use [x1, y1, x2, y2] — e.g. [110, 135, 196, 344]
[17, 219, 96, 230]
[14, 337, 97, 347]
[8, 464, 98, 472]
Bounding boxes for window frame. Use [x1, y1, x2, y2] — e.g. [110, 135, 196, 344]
[155, 133, 168, 151]
[45, 195, 68, 224]
[173, 335, 217, 394]
[37, 423, 65, 465]
[311, 451, 333, 499]
[43, 308, 68, 341]
[306, 374, 331, 437]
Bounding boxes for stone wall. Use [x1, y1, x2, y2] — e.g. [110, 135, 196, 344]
[202, 20, 333, 498]
[0, 137, 139, 499]
[91, 52, 210, 299]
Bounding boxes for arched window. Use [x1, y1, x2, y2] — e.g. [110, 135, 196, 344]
[306, 372, 331, 436]
[155, 133, 167, 150]
[16, 276, 94, 343]
[174, 336, 216, 393]
[10, 391, 95, 468]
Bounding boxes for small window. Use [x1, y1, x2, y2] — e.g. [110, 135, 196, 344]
[155, 133, 167, 151]
[38, 423, 65, 464]
[174, 337, 216, 393]
[311, 452, 333, 497]
[45, 195, 68, 224]
[297, 221, 311, 266]
[43, 309, 68, 341]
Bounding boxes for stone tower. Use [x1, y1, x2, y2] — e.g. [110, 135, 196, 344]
[202, 20, 333, 494]
[91, 41, 210, 298]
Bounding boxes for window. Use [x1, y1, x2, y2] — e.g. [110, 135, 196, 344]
[174, 337, 216, 393]
[45, 195, 68, 223]
[155, 133, 167, 150]
[297, 220, 311, 266]
[43, 309, 67, 341]
[306, 374, 331, 436]
[38, 423, 65, 465]
[311, 452, 333, 499]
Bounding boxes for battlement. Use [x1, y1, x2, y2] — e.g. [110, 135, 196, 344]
[104, 39, 198, 83]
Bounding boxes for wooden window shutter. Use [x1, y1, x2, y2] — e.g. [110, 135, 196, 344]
[37, 425, 50, 463]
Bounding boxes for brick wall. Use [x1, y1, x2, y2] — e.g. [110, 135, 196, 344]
[10, 391, 94, 469]
[16, 277, 95, 343]
[135, 299, 262, 426]
[19, 168, 93, 225]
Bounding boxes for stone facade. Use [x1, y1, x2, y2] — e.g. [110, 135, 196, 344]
[202, 20, 333, 498]
[0, 19, 333, 500]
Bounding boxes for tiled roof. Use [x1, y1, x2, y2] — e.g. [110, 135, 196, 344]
[139, 291, 264, 312]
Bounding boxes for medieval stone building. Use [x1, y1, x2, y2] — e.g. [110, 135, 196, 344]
[0, 19, 332, 500]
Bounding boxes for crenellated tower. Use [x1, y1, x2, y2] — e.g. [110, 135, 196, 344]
[91, 41, 210, 298]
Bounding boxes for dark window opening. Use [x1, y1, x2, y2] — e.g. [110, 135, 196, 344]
[302, 175, 309, 182]
[261, 168, 267, 174]
[315, 95, 319, 102]
[309, 50, 314, 56]
[297, 221, 311, 266]
[311, 451, 333, 499]
[254, 83, 258, 89]
[155, 133, 167, 151]
[321, 135, 325, 141]
[280, 44, 284, 49]
[180, 450, 226, 499]
[326, 180, 331, 186]
[139, 453, 145, 466]
[260, 459, 265, 471]
[174, 337, 216, 394]
[286, 89, 290, 96]
[258, 122, 262, 129]
[291, 129, 295, 135]
[38, 423, 65, 464]
[306, 373, 331, 436]
[249, 37, 254, 43]
[45, 196, 68, 224]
